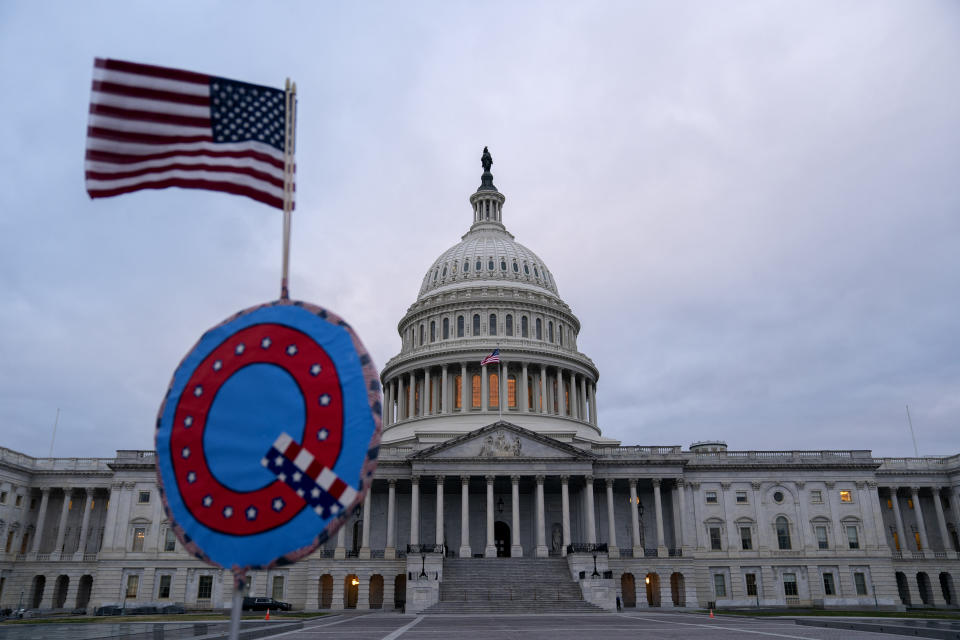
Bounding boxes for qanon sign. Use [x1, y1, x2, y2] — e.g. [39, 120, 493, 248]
[155, 300, 381, 571]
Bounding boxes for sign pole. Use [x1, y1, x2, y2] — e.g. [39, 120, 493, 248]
[280, 78, 297, 300]
[228, 574, 245, 640]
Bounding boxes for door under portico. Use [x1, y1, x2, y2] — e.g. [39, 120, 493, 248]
[495, 521, 511, 557]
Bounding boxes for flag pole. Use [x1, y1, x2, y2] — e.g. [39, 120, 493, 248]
[497, 343, 502, 422]
[280, 78, 297, 300]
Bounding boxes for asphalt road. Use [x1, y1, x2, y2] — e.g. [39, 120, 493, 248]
[262, 611, 939, 640]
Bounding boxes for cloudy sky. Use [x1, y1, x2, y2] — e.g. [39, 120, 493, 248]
[1, 1, 958, 459]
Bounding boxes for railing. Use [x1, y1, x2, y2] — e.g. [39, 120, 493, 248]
[83, 553, 98, 562]
[911, 551, 926, 560]
[593, 446, 682, 456]
[668, 548, 683, 557]
[619, 548, 634, 558]
[384, 337, 597, 371]
[345, 550, 360, 558]
[370, 549, 385, 559]
[644, 548, 659, 558]
[0, 446, 114, 471]
[407, 544, 444, 554]
[694, 450, 872, 461]
[316, 549, 335, 558]
[36, 553, 50, 561]
[566, 543, 608, 554]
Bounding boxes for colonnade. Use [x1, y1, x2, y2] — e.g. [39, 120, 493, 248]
[344, 475, 676, 560]
[7, 487, 105, 561]
[881, 485, 960, 555]
[382, 361, 598, 426]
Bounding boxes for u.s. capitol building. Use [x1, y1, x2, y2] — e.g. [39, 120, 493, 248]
[1, 151, 958, 614]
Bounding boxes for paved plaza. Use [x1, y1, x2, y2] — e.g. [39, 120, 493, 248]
[260, 612, 943, 640]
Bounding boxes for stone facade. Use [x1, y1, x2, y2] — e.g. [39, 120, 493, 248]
[1, 154, 958, 613]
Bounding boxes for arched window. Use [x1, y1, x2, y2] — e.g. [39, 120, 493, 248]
[430, 321, 436, 343]
[441, 265, 447, 277]
[534, 266, 539, 278]
[442, 318, 449, 340]
[512, 261, 519, 273]
[464, 260, 470, 272]
[500, 259, 507, 271]
[558, 323, 563, 346]
[536, 318, 542, 340]
[471, 374, 481, 408]
[473, 314, 481, 335]
[476, 259, 482, 271]
[776, 517, 791, 550]
[457, 315, 464, 338]
[524, 263, 530, 275]
[489, 314, 497, 336]
[488, 258, 494, 271]
[419, 324, 424, 345]
[521, 316, 528, 338]
[489, 372, 499, 408]
[548, 321, 554, 343]
[505, 314, 513, 336]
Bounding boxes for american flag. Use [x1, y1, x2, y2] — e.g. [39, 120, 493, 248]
[85, 58, 293, 210]
[480, 348, 500, 366]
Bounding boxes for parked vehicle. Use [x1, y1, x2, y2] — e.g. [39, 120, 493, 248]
[94, 605, 123, 616]
[241, 597, 291, 611]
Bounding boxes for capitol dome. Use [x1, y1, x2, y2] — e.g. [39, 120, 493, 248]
[380, 149, 610, 447]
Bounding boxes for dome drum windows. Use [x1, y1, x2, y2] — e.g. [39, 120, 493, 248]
[548, 321, 554, 343]
[489, 314, 497, 336]
[457, 315, 465, 338]
[476, 259, 482, 272]
[430, 321, 436, 343]
[536, 318, 542, 340]
[473, 314, 481, 336]
[521, 316, 528, 338]
[442, 318, 449, 340]
[512, 261, 519, 273]
[464, 260, 470, 272]
[500, 259, 507, 271]
[488, 258, 494, 271]
[505, 314, 513, 336]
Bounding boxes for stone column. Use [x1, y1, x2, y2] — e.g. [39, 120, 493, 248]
[30, 488, 50, 554]
[521, 363, 529, 412]
[382, 381, 390, 426]
[407, 372, 415, 418]
[889, 487, 907, 553]
[334, 522, 346, 559]
[629, 479, 641, 555]
[869, 483, 890, 552]
[74, 488, 96, 560]
[676, 479, 688, 550]
[435, 476, 445, 548]
[511, 475, 522, 557]
[410, 476, 420, 546]
[100, 484, 121, 551]
[359, 489, 372, 559]
[424, 368, 432, 416]
[653, 479, 667, 556]
[51, 490, 71, 559]
[539, 365, 547, 414]
[932, 488, 951, 551]
[605, 479, 619, 557]
[560, 476, 571, 556]
[485, 476, 496, 557]
[590, 383, 598, 425]
[385, 480, 396, 559]
[585, 476, 597, 545]
[397, 377, 405, 420]
[481, 364, 489, 412]
[558, 370, 566, 416]
[460, 363, 468, 412]
[952, 488, 960, 545]
[579, 376, 587, 420]
[911, 486, 930, 552]
[535, 475, 548, 557]
[441, 365, 449, 415]
[459, 476, 471, 557]
[570, 373, 579, 420]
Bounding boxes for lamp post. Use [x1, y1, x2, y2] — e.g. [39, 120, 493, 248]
[591, 553, 600, 578]
[420, 553, 427, 578]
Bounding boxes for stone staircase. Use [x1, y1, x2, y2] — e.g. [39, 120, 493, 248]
[421, 557, 605, 614]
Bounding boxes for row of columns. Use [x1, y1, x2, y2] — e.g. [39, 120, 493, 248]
[353, 475, 674, 559]
[884, 485, 959, 554]
[18, 488, 102, 560]
[382, 362, 598, 426]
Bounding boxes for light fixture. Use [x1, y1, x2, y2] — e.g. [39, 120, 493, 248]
[645, 576, 651, 585]
[497, 496, 504, 514]
[351, 578, 359, 586]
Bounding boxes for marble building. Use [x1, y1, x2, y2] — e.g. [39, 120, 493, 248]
[1, 152, 958, 614]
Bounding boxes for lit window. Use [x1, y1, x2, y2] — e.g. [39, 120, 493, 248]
[740, 527, 752, 550]
[126, 575, 139, 598]
[823, 573, 835, 596]
[914, 531, 923, 551]
[745, 574, 757, 596]
[713, 574, 726, 597]
[736, 491, 748, 504]
[783, 573, 798, 596]
[811, 490, 823, 504]
[132, 527, 145, 552]
[887, 498, 893, 509]
[454, 375, 462, 409]
[471, 375, 481, 408]
[907, 498, 914, 509]
[709, 527, 722, 550]
[489, 373, 499, 407]
[776, 517, 791, 550]
[847, 525, 860, 549]
[164, 528, 177, 552]
[854, 572, 868, 595]
[840, 490, 852, 503]
[893, 531, 900, 551]
[705, 491, 718, 504]
[197, 575, 213, 599]
[508, 376, 517, 408]
[815, 525, 829, 550]
[158, 575, 172, 599]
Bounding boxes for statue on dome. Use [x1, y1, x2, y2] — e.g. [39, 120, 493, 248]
[481, 146, 493, 173]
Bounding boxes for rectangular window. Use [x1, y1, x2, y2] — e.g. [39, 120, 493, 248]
[846, 526, 860, 549]
[745, 573, 757, 596]
[126, 575, 139, 598]
[736, 491, 748, 504]
[811, 490, 823, 504]
[19, 532, 29, 554]
[705, 491, 718, 504]
[783, 573, 798, 597]
[454, 375, 462, 409]
[815, 525, 829, 550]
[914, 531, 923, 551]
[15, 495, 23, 507]
[740, 527, 753, 550]
[197, 575, 213, 599]
[0, 491, 6, 503]
[272, 576, 284, 600]
[158, 575, 172, 599]
[164, 528, 177, 552]
[508, 376, 517, 408]
[710, 527, 723, 550]
[132, 527, 145, 552]
[893, 531, 900, 551]
[822, 573, 836, 596]
[839, 490, 852, 503]
[907, 498, 914, 509]
[30, 498, 36, 510]
[5, 532, 14, 552]
[471, 375, 481, 408]
[854, 572, 868, 595]
[713, 574, 726, 598]
[488, 373, 499, 407]
[138, 491, 150, 504]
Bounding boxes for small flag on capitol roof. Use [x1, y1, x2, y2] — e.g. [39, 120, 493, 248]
[481, 349, 500, 366]
[85, 58, 293, 210]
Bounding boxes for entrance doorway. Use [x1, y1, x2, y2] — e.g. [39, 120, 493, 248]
[646, 573, 661, 607]
[495, 521, 511, 557]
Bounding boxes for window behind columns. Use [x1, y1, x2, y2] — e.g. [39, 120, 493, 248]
[527, 377, 534, 410]
[508, 376, 516, 408]
[472, 375, 481, 408]
[455, 375, 462, 409]
[489, 373, 499, 407]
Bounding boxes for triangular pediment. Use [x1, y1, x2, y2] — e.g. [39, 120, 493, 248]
[411, 421, 596, 461]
